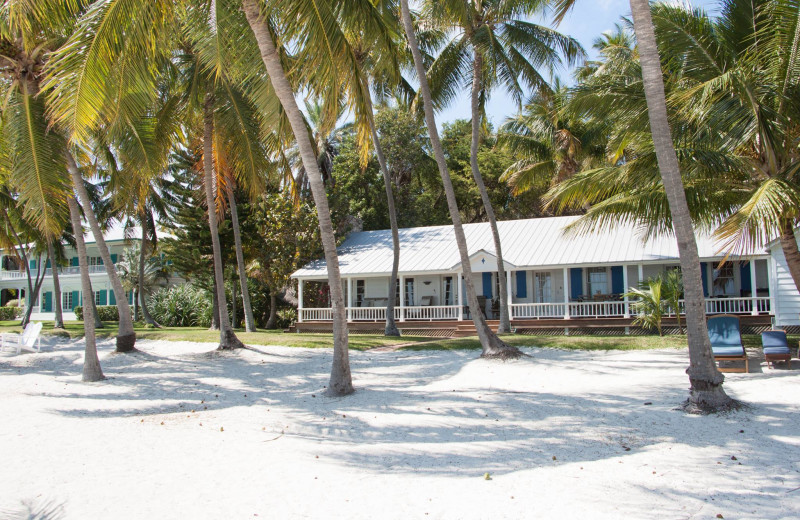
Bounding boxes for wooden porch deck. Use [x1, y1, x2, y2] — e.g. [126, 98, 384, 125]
[289, 314, 774, 337]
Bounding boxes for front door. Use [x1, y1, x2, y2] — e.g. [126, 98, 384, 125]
[535, 272, 552, 303]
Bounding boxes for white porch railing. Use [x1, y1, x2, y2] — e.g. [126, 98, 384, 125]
[301, 297, 773, 322]
[0, 265, 107, 280]
[510, 303, 567, 319]
[0, 271, 26, 280]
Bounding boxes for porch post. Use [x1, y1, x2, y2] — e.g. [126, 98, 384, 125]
[506, 269, 513, 321]
[297, 279, 304, 323]
[456, 272, 463, 321]
[399, 275, 405, 322]
[637, 263, 644, 285]
[750, 260, 758, 316]
[562, 267, 570, 320]
[347, 277, 353, 322]
[623, 264, 630, 318]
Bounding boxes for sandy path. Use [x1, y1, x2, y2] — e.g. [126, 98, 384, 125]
[1, 337, 798, 519]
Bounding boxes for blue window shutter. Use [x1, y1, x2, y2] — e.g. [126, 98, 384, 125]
[29, 259, 36, 270]
[611, 266, 624, 294]
[43, 292, 52, 312]
[109, 290, 116, 305]
[516, 271, 527, 298]
[740, 263, 752, 294]
[71, 257, 79, 267]
[72, 291, 79, 310]
[99, 290, 107, 306]
[700, 263, 708, 297]
[111, 254, 118, 264]
[46, 258, 51, 268]
[482, 272, 493, 298]
[570, 268, 583, 300]
[128, 291, 134, 304]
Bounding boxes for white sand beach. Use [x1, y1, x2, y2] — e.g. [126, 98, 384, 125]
[1, 338, 798, 519]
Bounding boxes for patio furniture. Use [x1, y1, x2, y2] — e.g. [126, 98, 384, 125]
[1, 322, 43, 355]
[707, 315, 748, 373]
[760, 330, 793, 369]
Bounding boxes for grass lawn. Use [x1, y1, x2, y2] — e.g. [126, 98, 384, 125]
[2, 319, 790, 352]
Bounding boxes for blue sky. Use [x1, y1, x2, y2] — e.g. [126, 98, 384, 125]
[436, 0, 720, 128]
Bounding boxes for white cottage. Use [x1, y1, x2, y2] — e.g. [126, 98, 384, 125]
[292, 216, 792, 333]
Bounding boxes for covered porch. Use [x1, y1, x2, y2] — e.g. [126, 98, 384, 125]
[296, 255, 774, 324]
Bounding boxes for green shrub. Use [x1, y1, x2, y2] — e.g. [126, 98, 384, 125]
[149, 284, 212, 327]
[0, 306, 21, 320]
[74, 306, 120, 321]
[5, 299, 21, 308]
[276, 307, 297, 329]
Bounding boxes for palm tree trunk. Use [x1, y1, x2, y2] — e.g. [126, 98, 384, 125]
[138, 219, 160, 327]
[226, 184, 256, 332]
[48, 241, 64, 329]
[470, 51, 511, 333]
[361, 74, 401, 337]
[779, 223, 800, 294]
[210, 280, 220, 330]
[86, 277, 104, 329]
[67, 196, 103, 382]
[266, 292, 278, 329]
[65, 152, 136, 352]
[243, 0, 353, 395]
[400, 0, 520, 359]
[231, 279, 238, 328]
[203, 92, 243, 350]
[630, 0, 731, 410]
[21, 256, 46, 328]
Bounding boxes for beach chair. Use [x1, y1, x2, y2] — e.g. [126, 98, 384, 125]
[707, 315, 748, 373]
[760, 330, 793, 369]
[1, 322, 43, 355]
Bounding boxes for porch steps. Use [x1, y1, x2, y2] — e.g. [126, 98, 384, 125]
[452, 320, 501, 338]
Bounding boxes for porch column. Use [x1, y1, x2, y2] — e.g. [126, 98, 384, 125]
[456, 272, 463, 321]
[506, 269, 513, 321]
[297, 279, 304, 323]
[623, 264, 630, 318]
[637, 264, 644, 285]
[399, 275, 405, 322]
[347, 277, 353, 322]
[750, 260, 758, 316]
[562, 267, 570, 319]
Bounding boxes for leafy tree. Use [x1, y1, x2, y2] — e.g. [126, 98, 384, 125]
[115, 244, 170, 323]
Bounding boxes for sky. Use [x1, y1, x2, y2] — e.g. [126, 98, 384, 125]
[436, 0, 720, 128]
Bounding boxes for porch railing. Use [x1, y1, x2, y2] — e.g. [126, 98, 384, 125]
[301, 296, 773, 322]
[0, 265, 107, 280]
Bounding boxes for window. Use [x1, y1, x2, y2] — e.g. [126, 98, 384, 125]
[443, 277, 453, 305]
[713, 262, 735, 296]
[588, 267, 608, 296]
[535, 272, 552, 303]
[62, 292, 73, 310]
[95, 291, 102, 306]
[355, 280, 365, 307]
[405, 278, 414, 306]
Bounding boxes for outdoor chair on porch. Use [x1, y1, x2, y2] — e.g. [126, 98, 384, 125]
[707, 315, 749, 373]
[760, 330, 793, 369]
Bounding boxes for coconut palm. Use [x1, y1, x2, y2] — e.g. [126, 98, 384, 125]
[552, 0, 731, 410]
[399, 0, 521, 358]
[115, 243, 169, 322]
[424, 0, 583, 333]
[626, 277, 667, 336]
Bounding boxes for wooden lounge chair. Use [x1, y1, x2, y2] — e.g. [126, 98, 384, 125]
[707, 315, 748, 373]
[760, 330, 793, 369]
[1, 322, 43, 355]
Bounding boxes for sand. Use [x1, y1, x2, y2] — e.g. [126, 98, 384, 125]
[1, 337, 798, 519]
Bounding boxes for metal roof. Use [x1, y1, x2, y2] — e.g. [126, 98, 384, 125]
[292, 215, 770, 278]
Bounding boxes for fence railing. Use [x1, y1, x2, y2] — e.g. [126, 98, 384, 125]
[300, 296, 773, 322]
[1, 265, 107, 280]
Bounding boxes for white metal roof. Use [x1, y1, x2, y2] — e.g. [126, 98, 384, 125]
[292, 215, 770, 279]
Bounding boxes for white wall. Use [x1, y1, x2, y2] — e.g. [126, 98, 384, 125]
[770, 244, 800, 326]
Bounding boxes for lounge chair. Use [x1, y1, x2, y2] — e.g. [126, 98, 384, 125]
[760, 330, 793, 369]
[1, 322, 43, 355]
[707, 315, 748, 373]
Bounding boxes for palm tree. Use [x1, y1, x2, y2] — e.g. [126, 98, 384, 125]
[399, 0, 521, 358]
[425, 0, 583, 333]
[47, 240, 65, 329]
[242, 0, 358, 393]
[552, 0, 732, 410]
[497, 79, 603, 195]
[626, 277, 667, 336]
[116, 243, 169, 322]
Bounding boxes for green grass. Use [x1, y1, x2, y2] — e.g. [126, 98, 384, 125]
[2, 320, 791, 352]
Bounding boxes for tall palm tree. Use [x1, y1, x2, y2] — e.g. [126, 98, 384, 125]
[242, 0, 355, 393]
[553, 0, 732, 410]
[47, 240, 65, 329]
[400, 0, 521, 358]
[425, 0, 583, 333]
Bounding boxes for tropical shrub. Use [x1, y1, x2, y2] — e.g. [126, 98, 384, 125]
[626, 277, 667, 336]
[74, 306, 120, 322]
[276, 308, 297, 330]
[5, 299, 21, 308]
[0, 306, 22, 320]
[148, 285, 212, 327]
